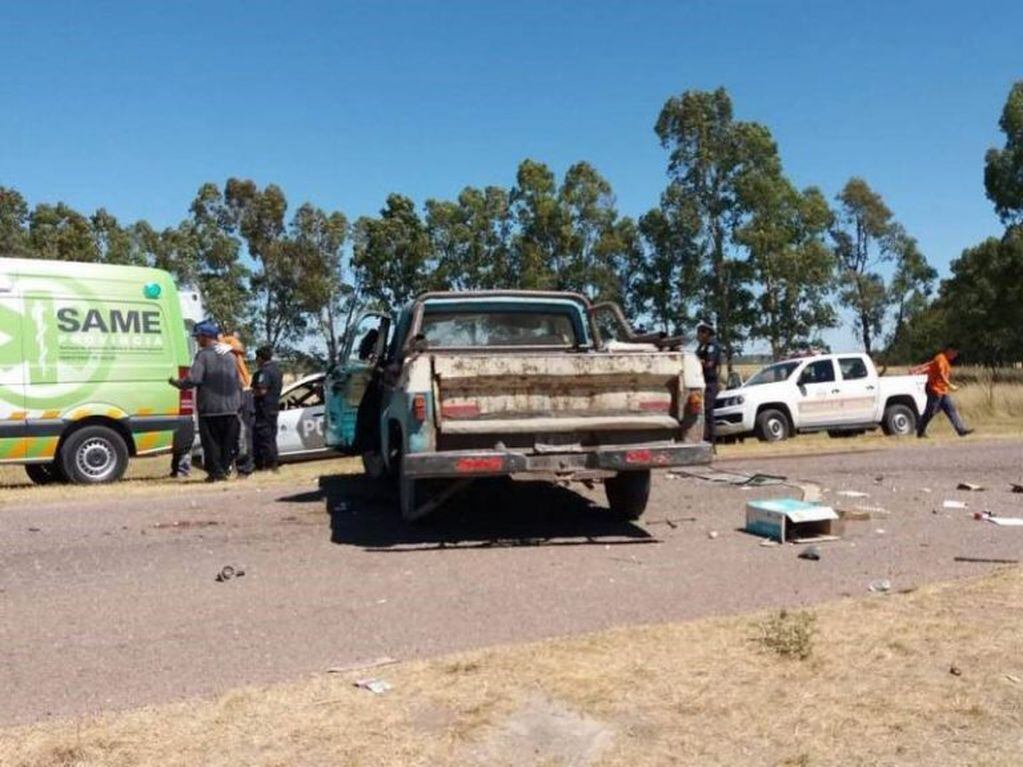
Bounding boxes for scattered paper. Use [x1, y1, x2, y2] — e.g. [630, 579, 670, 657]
[943, 500, 968, 509]
[869, 579, 891, 593]
[986, 516, 1023, 527]
[354, 678, 392, 694]
[837, 490, 869, 498]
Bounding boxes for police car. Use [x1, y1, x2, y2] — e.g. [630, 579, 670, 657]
[274, 372, 330, 460]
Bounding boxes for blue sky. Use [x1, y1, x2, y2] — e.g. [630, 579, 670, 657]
[2, 0, 1020, 348]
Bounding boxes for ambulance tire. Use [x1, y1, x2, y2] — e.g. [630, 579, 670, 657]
[25, 463, 62, 485]
[59, 425, 130, 484]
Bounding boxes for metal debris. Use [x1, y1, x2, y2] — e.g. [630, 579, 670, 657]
[956, 482, 985, 491]
[354, 678, 392, 694]
[798, 545, 821, 561]
[215, 565, 246, 582]
[868, 579, 892, 593]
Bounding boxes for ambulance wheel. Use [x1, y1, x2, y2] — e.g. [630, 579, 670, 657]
[605, 470, 651, 520]
[59, 425, 129, 484]
[25, 463, 62, 485]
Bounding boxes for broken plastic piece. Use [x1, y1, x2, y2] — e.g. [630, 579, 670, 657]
[354, 678, 392, 694]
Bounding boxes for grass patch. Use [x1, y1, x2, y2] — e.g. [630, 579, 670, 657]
[755, 609, 817, 660]
[3, 569, 1023, 766]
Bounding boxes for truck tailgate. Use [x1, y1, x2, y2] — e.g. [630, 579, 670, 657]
[431, 352, 684, 433]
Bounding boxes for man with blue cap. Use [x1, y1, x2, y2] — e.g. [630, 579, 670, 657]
[168, 320, 243, 482]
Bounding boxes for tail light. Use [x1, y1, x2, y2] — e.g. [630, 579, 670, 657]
[178, 366, 195, 415]
[412, 393, 428, 422]
[685, 391, 703, 416]
[456, 456, 504, 473]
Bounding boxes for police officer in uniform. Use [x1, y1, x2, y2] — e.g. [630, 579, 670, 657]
[695, 320, 721, 444]
[252, 345, 284, 471]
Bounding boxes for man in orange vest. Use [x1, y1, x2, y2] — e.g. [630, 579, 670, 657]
[912, 344, 973, 438]
[221, 331, 255, 477]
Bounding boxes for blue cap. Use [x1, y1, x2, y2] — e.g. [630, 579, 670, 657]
[192, 320, 221, 338]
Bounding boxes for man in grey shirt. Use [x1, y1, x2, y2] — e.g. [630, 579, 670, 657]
[169, 321, 243, 482]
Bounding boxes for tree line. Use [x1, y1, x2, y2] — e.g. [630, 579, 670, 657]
[2, 83, 1021, 369]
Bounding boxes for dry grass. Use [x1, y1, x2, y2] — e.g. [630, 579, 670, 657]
[0, 455, 362, 507]
[3, 569, 1023, 766]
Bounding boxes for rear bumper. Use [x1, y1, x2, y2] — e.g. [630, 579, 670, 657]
[402, 441, 713, 479]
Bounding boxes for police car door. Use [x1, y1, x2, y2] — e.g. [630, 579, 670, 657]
[324, 312, 390, 452]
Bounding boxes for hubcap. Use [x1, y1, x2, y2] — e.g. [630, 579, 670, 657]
[76, 438, 116, 481]
[768, 418, 784, 440]
[893, 413, 910, 434]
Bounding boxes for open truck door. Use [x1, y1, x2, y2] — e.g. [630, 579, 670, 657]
[324, 311, 391, 453]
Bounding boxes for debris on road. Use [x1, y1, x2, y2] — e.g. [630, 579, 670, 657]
[868, 579, 892, 593]
[836, 490, 869, 499]
[671, 468, 786, 487]
[27, 527, 40, 533]
[745, 498, 839, 543]
[759, 538, 779, 547]
[327, 657, 398, 675]
[980, 513, 1023, 527]
[949, 665, 963, 677]
[798, 545, 821, 561]
[646, 517, 698, 528]
[953, 556, 1020, 564]
[1011, 483, 1023, 494]
[707, 530, 719, 540]
[154, 520, 220, 530]
[943, 500, 968, 510]
[354, 678, 392, 694]
[215, 565, 246, 582]
[956, 482, 985, 491]
[837, 505, 889, 521]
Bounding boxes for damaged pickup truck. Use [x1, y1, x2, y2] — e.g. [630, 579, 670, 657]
[324, 291, 711, 520]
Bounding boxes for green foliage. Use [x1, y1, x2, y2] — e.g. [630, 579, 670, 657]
[735, 175, 838, 357]
[832, 178, 901, 354]
[352, 194, 435, 308]
[984, 81, 1023, 227]
[943, 231, 1023, 366]
[0, 186, 30, 257]
[651, 88, 782, 364]
[27, 203, 99, 262]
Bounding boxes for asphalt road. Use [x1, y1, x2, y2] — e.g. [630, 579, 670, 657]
[2, 439, 1022, 726]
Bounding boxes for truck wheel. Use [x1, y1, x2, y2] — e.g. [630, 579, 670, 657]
[882, 404, 916, 437]
[58, 425, 129, 484]
[605, 470, 651, 520]
[755, 409, 790, 442]
[25, 463, 62, 485]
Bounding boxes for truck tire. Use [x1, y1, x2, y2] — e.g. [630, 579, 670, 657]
[882, 403, 916, 437]
[605, 470, 651, 520]
[25, 463, 62, 485]
[755, 409, 790, 442]
[58, 425, 129, 484]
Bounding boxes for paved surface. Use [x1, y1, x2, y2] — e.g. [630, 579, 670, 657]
[2, 439, 1022, 726]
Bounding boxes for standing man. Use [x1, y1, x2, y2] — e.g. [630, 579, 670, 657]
[222, 332, 254, 478]
[695, 320, 721, 444]
[252, 345, 283, 471]
[169, 321, 243, 482]
[913, 343, 974, 438]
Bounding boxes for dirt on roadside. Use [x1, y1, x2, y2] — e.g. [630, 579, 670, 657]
[3, 567, 1022, 767]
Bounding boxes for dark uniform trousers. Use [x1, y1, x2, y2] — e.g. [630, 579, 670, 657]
[253, 410, 279, 470]
[199, 414, 240, 480]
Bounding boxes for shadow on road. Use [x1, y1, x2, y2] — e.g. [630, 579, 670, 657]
[316, 474, 655, 551]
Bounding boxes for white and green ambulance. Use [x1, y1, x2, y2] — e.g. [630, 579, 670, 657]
[0, 257, 201, 484]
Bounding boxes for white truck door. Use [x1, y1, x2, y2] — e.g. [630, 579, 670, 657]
[794, 359, 842, 427]
[836, 356, 877, 423]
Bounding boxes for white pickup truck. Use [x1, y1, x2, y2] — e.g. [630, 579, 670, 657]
[712, 352, 927, 442]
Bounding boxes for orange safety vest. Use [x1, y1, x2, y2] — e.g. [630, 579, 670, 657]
[926, 352, 951, 396]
